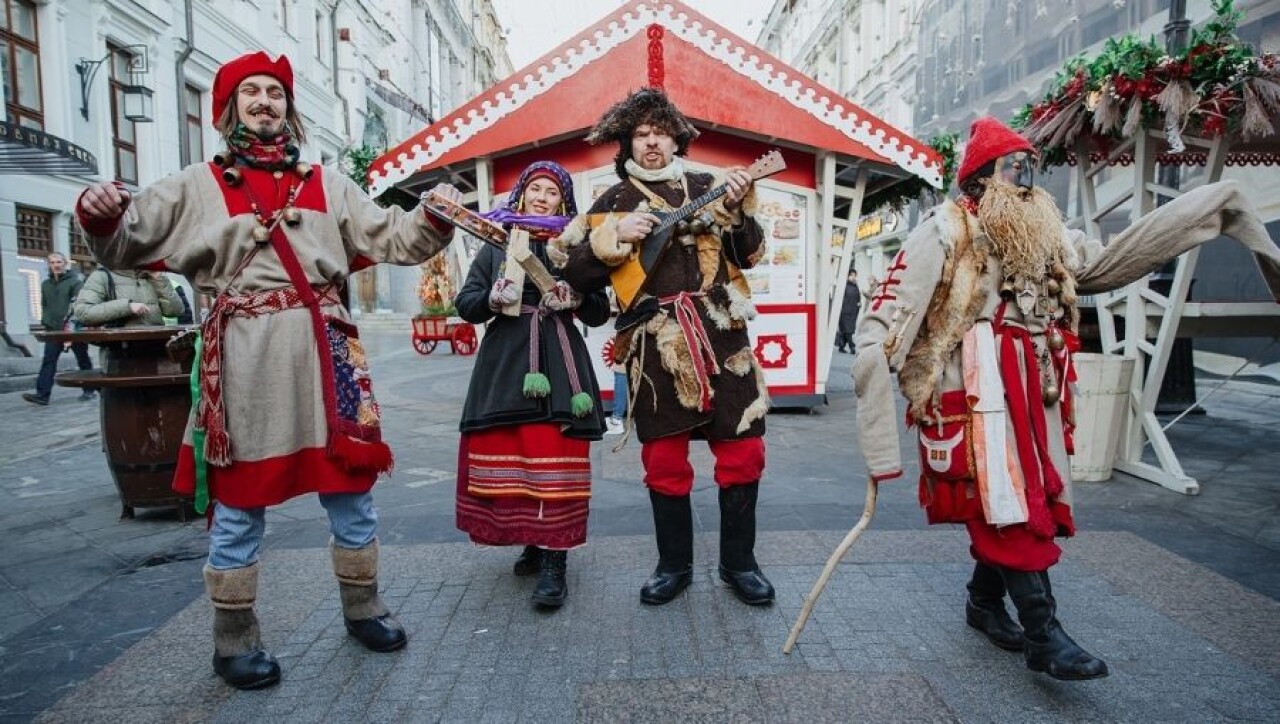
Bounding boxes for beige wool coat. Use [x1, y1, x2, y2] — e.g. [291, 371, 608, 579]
[80, 163, 452, 506]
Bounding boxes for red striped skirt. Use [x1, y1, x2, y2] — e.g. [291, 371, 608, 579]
[455, 423, 591, 550]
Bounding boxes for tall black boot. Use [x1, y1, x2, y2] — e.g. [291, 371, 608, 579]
[966, 562, 1023, 651]
[718, 482, 775, 606]
[640, 490, 694, 605]
[1000, 568, 1108, 680]
[513, 545, 541, 576]
[531, 549, 568, 608]
[205, 563, 281, 690]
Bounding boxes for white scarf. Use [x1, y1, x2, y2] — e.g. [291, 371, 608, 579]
[624, 157, 686, 183]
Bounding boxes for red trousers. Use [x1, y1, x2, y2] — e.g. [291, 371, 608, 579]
[640, 433, 765, 496]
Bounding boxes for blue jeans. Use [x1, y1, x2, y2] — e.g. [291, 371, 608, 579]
[34, 338, 93, 399]
[612, 371, 628, 419]
[207, 492, 379, 570]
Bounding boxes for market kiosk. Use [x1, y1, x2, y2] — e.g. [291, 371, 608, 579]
[369, 0, 942, 407]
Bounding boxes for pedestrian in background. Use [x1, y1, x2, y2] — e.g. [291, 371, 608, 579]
[835, 269, 861, 353]
[73, 268, 184, 328]
[22, 253, 94, 406]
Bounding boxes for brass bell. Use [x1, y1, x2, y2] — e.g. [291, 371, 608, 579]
[1046, 278, 1061, 295]
[675, 220, 692, 236]
[282, 206, 302, 226]
[294, 162, 313, 180]
[1046, 328, 1066, 352]
[689, 219, 708, 235]
[1042, 383, 1061, 406]
[251, 225, 271, 244]
[213, 152, 231, 168]
[999, 279, 1016, 299]
[222, 166, 243, 186]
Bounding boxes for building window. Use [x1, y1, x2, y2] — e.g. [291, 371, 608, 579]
[1, 0, 43, 129]
[108, 43, 139, 184]
[185, 83, 203, 163]
[68, 217, 96, 274]
[15, 206, 52, 258]
[278, 0, 291, 34]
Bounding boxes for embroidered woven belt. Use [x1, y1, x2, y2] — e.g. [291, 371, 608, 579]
[197, 284, 341, 466]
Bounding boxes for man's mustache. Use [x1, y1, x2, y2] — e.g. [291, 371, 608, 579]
[248, 105, 280, 118]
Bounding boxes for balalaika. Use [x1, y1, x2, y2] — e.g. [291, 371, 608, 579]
[587, 149, 786, 309]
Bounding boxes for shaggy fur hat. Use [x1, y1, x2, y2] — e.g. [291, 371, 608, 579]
[586, 88, 700, 178]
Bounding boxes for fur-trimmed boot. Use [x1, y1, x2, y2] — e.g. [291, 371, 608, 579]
[965, 562, 1024, 651]
[205, 563, 281, 690]
[717, 482, 775, 606]
[1000, 568, 1108, 680]
[531, 549, 568, 608]
[331, 539, 407, 652]
[640, 490, 694, 605]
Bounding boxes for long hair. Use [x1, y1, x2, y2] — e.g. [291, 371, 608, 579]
[214, 98, 308, 148]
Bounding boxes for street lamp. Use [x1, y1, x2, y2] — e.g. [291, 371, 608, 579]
[76, 44, 155, 122]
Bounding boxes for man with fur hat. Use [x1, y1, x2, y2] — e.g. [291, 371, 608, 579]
[853, 116, 1280, 680]
[560, 88, 774, 607]
[76, 51, 461, 689]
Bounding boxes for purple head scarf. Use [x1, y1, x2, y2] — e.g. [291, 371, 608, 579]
[480, 160, 577, 238]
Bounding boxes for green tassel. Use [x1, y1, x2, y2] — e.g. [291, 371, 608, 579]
[523, 372, 551, 398]
[571, 391, 595, 418]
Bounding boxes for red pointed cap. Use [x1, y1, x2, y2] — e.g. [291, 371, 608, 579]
[956, 117, 1033, 184]
[212, 52, 294, 127]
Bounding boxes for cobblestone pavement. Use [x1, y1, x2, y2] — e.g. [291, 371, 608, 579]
[1, 331, 1277, 722]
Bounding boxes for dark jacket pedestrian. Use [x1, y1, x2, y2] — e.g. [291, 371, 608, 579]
[836, 273, 861, 352]
[23, 254, 94, 406]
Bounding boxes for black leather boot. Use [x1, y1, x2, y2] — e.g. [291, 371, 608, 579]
[718, 482, 775, 606]
[513, 545, 541, 576]
[205, 563, 281, 690]
[640, 490, 694, 605]
[333, 540, 407, 652]
[1000, 568, 1109, 680]
[966, 562, 1023, 651]
[531, 549, 568, 608]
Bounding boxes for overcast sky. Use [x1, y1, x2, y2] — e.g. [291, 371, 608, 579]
[491, 0, 777, 69]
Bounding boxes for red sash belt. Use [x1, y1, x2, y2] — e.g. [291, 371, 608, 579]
[198, 285, 341, 466]
[996, 321, 1064, 540]
[660, 291, 720, 412]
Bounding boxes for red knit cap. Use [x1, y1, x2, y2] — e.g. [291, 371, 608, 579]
[211, 52, 294, 127]
[956, 117, 1034, 184]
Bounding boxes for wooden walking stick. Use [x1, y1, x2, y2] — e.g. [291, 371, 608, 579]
[782, 477, 879, 654]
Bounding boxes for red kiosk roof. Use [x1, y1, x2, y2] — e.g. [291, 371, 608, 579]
[368, 0, 942, 197]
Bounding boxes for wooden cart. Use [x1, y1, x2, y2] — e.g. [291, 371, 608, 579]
[411, 315, 478, 356]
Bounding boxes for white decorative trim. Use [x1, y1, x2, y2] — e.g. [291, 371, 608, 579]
[369, 2, 942, 196]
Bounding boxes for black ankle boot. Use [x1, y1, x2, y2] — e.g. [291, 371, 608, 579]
[205, 564, 280, 690]
[966, 562, 1023, 651]
[1000, 568, 1108, 680]
[718, 482, 774, 606]
[212, 609, 281, 690]
[640, 490, 694, 605]
[513, 545, 541, 576]
[531, 549, 568, 608]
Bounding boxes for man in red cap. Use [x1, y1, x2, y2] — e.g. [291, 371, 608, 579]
[76, 51, 462, 690]
[853, 116, 1280, 681]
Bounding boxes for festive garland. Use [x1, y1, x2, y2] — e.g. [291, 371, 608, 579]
[1011, 0, 1279, 168]
[861, 132, 959, 214]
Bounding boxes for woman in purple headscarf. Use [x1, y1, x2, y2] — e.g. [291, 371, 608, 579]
[454, 161, 609, 609]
